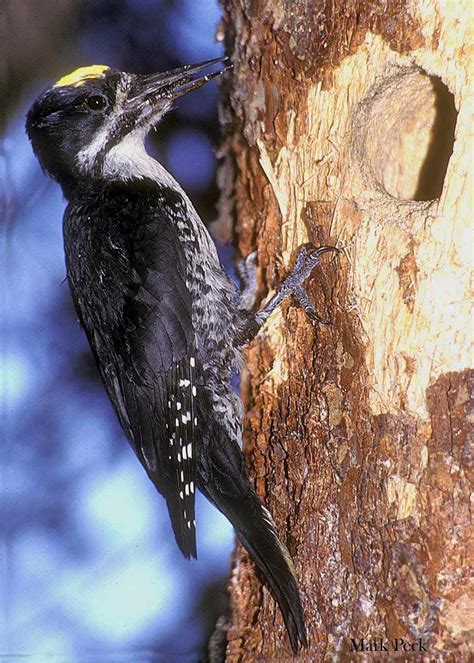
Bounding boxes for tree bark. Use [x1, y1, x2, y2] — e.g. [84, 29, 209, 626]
[215, 1, 472, 661]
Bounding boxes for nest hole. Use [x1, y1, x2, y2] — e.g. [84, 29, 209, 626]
[361, 70, 457, 201]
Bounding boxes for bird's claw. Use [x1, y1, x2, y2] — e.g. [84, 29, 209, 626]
[293, 286, 333, 325]
[295, 243, 340, 276]
[285, 244, 339, 325]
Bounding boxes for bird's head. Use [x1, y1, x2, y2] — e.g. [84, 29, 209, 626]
[26, 57, 230, 192]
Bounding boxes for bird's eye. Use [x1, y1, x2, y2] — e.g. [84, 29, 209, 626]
[86, 95, 108, 111]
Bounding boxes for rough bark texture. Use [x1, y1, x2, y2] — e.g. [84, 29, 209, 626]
[215, 1, 472, 661]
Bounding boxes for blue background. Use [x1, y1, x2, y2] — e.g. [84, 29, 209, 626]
[1, 1, 235, 661]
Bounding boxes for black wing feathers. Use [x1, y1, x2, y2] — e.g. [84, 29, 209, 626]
[65, 183, 200, 559]
[119, 198, 199, 558]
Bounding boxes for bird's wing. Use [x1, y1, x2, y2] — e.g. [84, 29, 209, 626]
[106, 210, 200, 559]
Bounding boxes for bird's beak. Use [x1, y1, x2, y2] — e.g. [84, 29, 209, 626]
[128, 56, 232, 110]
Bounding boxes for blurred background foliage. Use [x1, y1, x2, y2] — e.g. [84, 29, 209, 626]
[1, 1, 235, 661]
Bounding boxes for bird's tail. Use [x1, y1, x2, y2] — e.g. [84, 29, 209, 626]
[201, 480, 308, 652]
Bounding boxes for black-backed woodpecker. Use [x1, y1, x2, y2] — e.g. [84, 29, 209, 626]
[26, 57, 338, 652]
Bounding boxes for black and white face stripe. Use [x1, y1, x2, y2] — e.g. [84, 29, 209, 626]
[75, 73, 134, 173]
[75, 72, 173, 177]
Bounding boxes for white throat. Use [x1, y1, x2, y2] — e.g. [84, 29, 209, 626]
[102, 130, 177, 187]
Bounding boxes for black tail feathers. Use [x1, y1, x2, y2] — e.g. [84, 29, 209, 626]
[148, 470, 197, 559]
[203, 485, 308, 652]
[165, 491, 197, 560]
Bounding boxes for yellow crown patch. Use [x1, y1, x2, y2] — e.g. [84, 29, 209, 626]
[54, 65, 110, 88]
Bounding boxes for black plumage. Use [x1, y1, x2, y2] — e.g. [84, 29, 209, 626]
[62, 177, 309, 648]
[64, 179, 200, 558]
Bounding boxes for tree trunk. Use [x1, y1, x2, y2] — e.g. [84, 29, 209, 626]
[215, 1, 472, 661]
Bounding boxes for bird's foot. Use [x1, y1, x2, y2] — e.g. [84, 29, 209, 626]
[278, 244, 339, 324]
[234, 244, 339, 348]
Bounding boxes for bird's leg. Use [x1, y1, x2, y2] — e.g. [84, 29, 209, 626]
[233, 244, 339, 348]
[236, 250, 258, 310]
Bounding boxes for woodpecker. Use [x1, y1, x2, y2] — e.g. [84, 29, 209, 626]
[26, 57, 338, 653]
